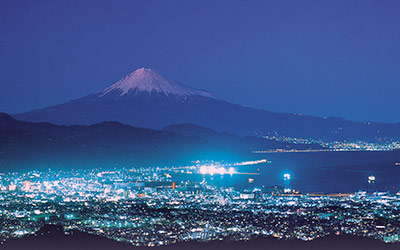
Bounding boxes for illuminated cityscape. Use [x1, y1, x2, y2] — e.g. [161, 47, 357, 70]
[1, 160, 400, 247]
[259, 135, 400, 153]
[1, 1, 400, 249]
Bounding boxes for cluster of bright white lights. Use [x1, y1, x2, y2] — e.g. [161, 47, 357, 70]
[199, 166, 236, 175]
[284, 188, 292, 193]
[368, 175, 376, 183]
[234, 159, 267, 166]
[284, 173, 291, 180]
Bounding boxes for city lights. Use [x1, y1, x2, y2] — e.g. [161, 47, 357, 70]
[368, 176, 376, 184]
[1, 166, 400, 246]
[283, 173, 291, 193]
[234, 159, 267, 166]
[199, 166, 235, 175]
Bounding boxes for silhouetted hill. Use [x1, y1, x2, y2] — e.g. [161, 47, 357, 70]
[2, 225, 133, 250]
[0, 113, 235, 170]
[3, 224, 399, 250]
[164, 123, 324, 151]
[0, 113, 320, 170]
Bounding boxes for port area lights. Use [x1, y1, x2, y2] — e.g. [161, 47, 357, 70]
[199, 166, 236, 175]
[368, 175, 376, 183]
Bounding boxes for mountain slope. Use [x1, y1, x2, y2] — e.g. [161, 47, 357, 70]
[2, 113, 321, 170]
[1, 113, 327, 170]
[101, 67, 214, 98]
[14, 68, 400, 142]
[0, 113, 238, 170]
[164, 123, 324, 151]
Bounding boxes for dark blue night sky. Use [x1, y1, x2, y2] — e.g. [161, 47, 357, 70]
[1, 0, 399, 123]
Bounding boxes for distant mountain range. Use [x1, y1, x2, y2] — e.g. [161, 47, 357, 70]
[164, 123, 323, 152]
[3, 224, 399, 250]
[14, 68, 400, 142]
[0, 113, 321, 170]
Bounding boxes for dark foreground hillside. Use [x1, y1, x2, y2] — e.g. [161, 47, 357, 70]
[2, 225, 399, 250]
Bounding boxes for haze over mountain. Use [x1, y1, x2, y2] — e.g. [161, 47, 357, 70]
[15, 68, 400, 142]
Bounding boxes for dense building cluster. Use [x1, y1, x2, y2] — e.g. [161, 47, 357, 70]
[1, 166, 400, 246]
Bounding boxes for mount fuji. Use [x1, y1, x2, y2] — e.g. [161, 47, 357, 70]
[100, 67, 215, 99]
[14, 68, 400, 141]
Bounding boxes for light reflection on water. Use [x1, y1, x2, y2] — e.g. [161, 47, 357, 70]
[175, 151, 400, 193]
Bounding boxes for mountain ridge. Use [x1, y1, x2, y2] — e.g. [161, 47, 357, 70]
[13, 68, 400, 142]
[1, 113, 323, 170]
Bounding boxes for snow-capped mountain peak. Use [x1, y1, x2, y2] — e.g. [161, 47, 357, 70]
[101, 68, 214, 98]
